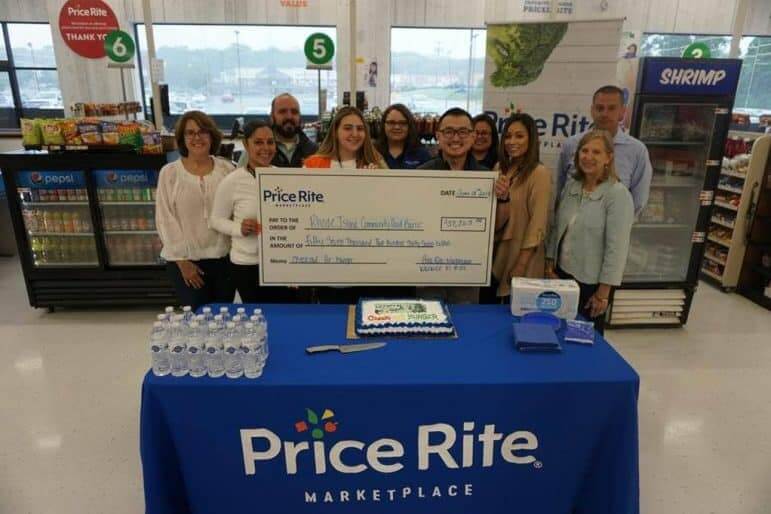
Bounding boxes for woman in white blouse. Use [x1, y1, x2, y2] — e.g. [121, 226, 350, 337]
[210, 120, 300, 303]
[156, 111, 235, 308]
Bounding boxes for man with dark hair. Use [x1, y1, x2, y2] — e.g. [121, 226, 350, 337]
[555, 85, 652, 215]
[418, 107, 489, 171]
[417, 108, 488, 305]
[239, 93, 317, 168]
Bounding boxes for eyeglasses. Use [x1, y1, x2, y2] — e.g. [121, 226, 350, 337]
[439, 128, 473, 139]
[184, 129, 210, 139]
[385, 120, 409, 128]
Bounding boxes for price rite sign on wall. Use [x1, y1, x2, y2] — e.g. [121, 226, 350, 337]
[59, 0, 120, 59]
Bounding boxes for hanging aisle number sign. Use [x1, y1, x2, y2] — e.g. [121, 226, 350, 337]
[104, 30, 135, 63]
[304, 33, 334, 66]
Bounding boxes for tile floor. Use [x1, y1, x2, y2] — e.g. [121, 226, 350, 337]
[0, 254, 769, 513]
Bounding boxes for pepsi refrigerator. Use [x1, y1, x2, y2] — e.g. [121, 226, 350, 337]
[607, 57, 743, 328]
[0, 150, 176, 310]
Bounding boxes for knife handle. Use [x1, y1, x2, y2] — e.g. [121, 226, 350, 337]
[305, 345, 339, 354]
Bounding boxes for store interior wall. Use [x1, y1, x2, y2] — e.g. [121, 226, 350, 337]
[1, 0, 770, 130]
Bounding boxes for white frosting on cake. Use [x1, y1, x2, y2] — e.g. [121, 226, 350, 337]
[357, 299, 454, 335]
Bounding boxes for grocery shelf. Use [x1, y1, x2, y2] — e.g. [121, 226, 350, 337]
[703, 252, 727, 266]
[720, 169, 747, 180]
[109, 261, 163, 266]
[650, 177, 702, 188]
[640, 140, 705, 146]
[713, 201, 739, 211]
[27, 232, 95, 237]
[717, 184, 744, 194]
[710, 217, 735, 229]
[103, 230, 158, 235]
[22, 202, 89, 206]
[634, 223, 691, 229]
[701, 267, 723, 281]
[707, 235, 731, 248]
[34, 262, 99, 268]
[100, 201, 155, 206]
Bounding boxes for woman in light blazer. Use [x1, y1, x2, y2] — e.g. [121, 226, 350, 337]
[546, 130, 634, 334]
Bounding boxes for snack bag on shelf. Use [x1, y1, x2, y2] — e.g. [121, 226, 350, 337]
[41, 119, 65, 145]
[141, 131, 163, 154]
[100, 121, 120, 145]
[21, 119, 43, 146]
[77, 119, 102, 144]
[61, 119, 83, 145]
[117, 121, 142, 149]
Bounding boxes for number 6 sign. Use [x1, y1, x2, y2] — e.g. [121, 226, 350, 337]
[104, 30, 136, 63]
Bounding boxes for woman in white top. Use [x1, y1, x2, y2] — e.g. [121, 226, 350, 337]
[210, 120, 301, 303]
[156, 111, 235, 309]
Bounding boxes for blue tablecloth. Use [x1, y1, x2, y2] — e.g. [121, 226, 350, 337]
[141, 304, 639, 514]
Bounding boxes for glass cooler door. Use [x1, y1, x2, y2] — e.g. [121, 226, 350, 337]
[93, 169, 162, 266]
[625, 102, 718, 282]
[16, 170, 99, 268]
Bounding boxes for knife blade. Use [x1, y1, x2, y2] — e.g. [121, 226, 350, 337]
[306, 342, 386, 354]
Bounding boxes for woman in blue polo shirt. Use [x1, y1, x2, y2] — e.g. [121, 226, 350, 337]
[374, 104, 431, 169]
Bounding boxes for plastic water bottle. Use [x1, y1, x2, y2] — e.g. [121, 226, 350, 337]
[236, 307, 246, 317]
[201, 306, 214, 324]
[205, 322, 225, 378]
[187, 321, 207, 378]
[182, 305, 194, 324]
[256, 317, 270, 358]
[223, 322, 243, 378]
[164, 306, 175, 317]
[168, 322, 189, 377]
[219, 306, 231, 324]
[232, 314, 243, 325]
[213, 314, 225, 330]
[149, 321, 171, 376]
[241, 322, 264, 378]
[194, 314, 205, 324]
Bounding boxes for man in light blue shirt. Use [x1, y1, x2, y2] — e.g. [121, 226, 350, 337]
[555, 85, 652, 215]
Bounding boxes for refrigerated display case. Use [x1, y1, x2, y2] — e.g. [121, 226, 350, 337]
[0, 150, 176, 310]
[93, 169, 163, 266]
[607, 57, 742, 328]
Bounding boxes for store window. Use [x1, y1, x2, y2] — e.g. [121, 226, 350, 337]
[641, 34, 771, 123]
[0, 22, 63, 129]
[390, 27, 486, 115]
[134, 24, 337, 127]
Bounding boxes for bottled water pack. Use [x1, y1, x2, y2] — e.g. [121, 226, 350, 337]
[150, 305, 269, 379]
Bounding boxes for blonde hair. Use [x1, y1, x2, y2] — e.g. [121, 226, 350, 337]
[316, 106, 386, 168]
[572, 129, 619, 183]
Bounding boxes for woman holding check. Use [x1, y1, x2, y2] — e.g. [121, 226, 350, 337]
[210, 120, 297, 303]
[156, 111, 234, 309]
[546, 130, 634, 333]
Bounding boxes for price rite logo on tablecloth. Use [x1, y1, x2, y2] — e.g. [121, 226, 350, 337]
[240, 411, 543, 506]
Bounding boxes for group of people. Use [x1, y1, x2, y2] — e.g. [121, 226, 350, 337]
[156, 85, 652, 333]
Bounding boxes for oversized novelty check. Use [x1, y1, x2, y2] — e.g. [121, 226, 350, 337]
[257, 169, 497, 286]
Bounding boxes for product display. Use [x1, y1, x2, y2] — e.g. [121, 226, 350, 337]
[355, 299, 454, 336]
[21, 117, 162, 154]
[701, 133, 771, 291]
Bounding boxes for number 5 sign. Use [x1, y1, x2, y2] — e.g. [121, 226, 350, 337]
[104, 30, 135, 63]
[304, 33, 334, 66]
